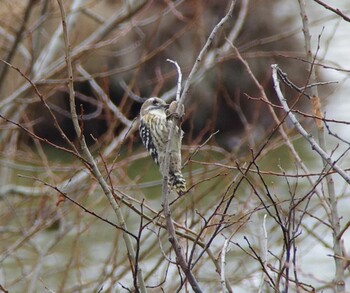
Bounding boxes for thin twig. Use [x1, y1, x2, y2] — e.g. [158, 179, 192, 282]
[119, 80, 146, 103]
[226, 39, 335, 222]
[22, 175, 137, 238]
[33, 0, 86, 77]
[0, 0, 148, 144]
[76, 64, 132, 127]
[313, 0, 350, 22]
[0, 0, 35, 92]
[57, 1, 147, 292]
[272, 64, 350, 185]
[297, 2, 345, 291]
[0, 59, 78, 152]
[160, 3, 236, 292]
[258, 214, 268, 293]
[161, 60, 202, 293]
[166, 59, 182, 101]
[178, 0, 236, 107]
[220, 239, 230, 293]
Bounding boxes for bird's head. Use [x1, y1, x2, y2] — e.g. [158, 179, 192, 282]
[140, 97, 169, 117]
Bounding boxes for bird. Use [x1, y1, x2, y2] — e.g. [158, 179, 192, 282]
[139, 97, 186, 195]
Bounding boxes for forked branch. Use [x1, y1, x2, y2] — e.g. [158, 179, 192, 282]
[160, 2, 236, 292]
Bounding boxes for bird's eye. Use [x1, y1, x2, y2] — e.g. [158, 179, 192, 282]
[152, 99, 158, 105]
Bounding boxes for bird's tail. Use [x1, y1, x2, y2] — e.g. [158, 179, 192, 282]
[170, 171, 187, 195]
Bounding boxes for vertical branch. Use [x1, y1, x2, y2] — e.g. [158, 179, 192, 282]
[220, 239, 229, 293]
[258, 214, 268, 293]
[297, 2, 345, 291]
[33, 0, 86, 77]
[272, 63, 348, 290]
[56, 1, 147, 292]
[0, 0, 36, 92]
[178, 0, 236, 107]
[160, 3, 236, 292]
[225, 36, 345, 290]
[298, 0, 318, 98]
[57, 0, 81, 140]
[162, 61, 202, 292]
[166, 59, 182, 101]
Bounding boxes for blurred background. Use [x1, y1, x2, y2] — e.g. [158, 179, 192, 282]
[0, 1, 349, 292]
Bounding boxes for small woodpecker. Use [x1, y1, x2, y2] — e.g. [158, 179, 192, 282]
[139, 97, 186, 195]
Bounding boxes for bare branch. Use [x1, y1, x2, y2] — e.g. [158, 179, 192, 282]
[0, 0, 35, 91]
[272, 64, 350, 185]
[76, 64, 132, 127]
[57, 1, 147, 291]
[160, 2, 237, 292]
[313, 0, 350, 22]
[166, 59, 182, 102]
[220, 239, 230, 293]
[179, 0, 236, 106]
[33, 0, 86, 77]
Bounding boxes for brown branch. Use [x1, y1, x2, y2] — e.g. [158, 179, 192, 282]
[0, 0, 36, 91]
[0, 113, 87, 165]
[23, 175, 138, 239]
[298, 3, 345, 291]
[179, 1, 236, 106]
[313, 0, 350, 22]
[56, 1, 147, 292]
[272, 65, 350, 185]
[160, 2, 237, 292]
[0, 59, 78, 152]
